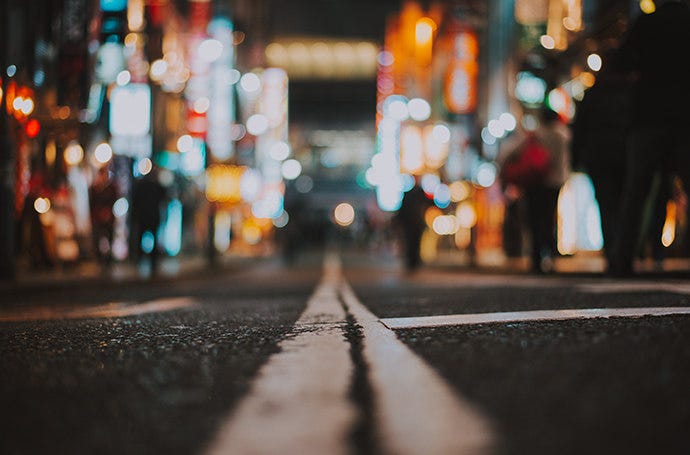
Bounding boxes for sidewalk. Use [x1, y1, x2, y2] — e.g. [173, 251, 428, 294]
[0, 252, 269, 292]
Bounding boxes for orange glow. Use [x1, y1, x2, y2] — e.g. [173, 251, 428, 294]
[205, 165, 245, 203]
[415, 17, 436, 67]
[424, 206, 443, 229]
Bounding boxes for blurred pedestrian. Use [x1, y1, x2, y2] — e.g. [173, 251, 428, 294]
[131, 167, 168, 273]
[394, 178, 432, 271]
[89, 166, 118, 265]
[527, 109, 571, 273]
[610, 0, 690, 276]
[571, 49, 632, 266]
[500, 109, 570, 273]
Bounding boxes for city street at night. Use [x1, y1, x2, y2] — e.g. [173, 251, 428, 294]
[3, 0, 690, 453]
[1, 250, 689, 454]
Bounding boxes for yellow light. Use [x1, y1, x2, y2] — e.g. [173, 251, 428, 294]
[580, 72, 596, 88]
[124, 33, 139, 48]
[662, 200, 676, 247]
[415, 18, 436, 45]
[334, 203, 355, 227]
[127, 0, 145, 32]
[205, 164, 245, 203]
[455, 202, 477, 228]
[640, 0, 656, 14]
[424, 206, 443, 229]
[449, 181, 471, 202]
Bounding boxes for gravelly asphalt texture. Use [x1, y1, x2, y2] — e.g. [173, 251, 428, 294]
[346, 264, 690, 455]
[0, 264, 318, 455]
[395, 316, 690, 455]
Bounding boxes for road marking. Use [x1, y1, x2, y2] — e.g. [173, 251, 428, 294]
[205, 258, 357, 455]
[577, 282, 690, 294]
[0, 297, 197, 322]
[380, 307, 690, 330]
[339, 269, 495, 454]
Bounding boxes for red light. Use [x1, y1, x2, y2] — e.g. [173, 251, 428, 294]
[25, 119, 40, 138]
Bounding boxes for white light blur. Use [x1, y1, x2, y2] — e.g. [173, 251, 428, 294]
[6, 64, 17, 77]
[273, 210, 290, 228]
[456, 202, 477, 228]
[401, 174, 415, 192]
[433, 184, 451, 209]
[295, 175, 314, 193]
[377, 50, 394, 66]
[282, 159, 302, 180]
[540, 35, 555, 50]
[401, 125, 424, 174]
[193, 97, 210, 114]
[433, 215, 458, 236]
[334, 203, 355, 227]
[214, 211, 232, 252]
[113, 197, 129, 218]
[137, 157, 153, 175]
[94, 143, 113, 164]
[421, 174, 440, 195]
[64, 142, 84, 166]
[240, 169, 262, 202]
[228, 69, 241, 84]
[177, 134, 193, 153]
[199, 39, 224, 63]
[432, 124, 451, 143]
[34, 197, 51, 214]
[387, 99, 409, 121]
[252, 191, 284, 219]
[498, 113, 517, 132]
[481, 127, 496, 145]
[408, 98, 431, 121]
[269, 141, 291, 161]
[376, 185, 403, 212]
[587, 53, 602, 72]
[150, 59, 167, 80]
[476, 162, 497, 188]
[240, 73, 261, 92]
[487, 119, 505, 138]
[246, 114, 269, 135]
[116, 70, 131, 86]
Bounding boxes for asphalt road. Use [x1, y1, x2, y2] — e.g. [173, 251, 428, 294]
[1, 250, 689, 454]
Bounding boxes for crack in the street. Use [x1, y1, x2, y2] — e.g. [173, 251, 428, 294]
[340, 296, 380, 455]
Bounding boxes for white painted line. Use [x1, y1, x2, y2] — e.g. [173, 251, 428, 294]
[205, 268, 356, 455]
[381, 307, 690, 330]
[577, 282, 690, 294]
[0, 297, 198, 322]
[339, 275, 495, 454]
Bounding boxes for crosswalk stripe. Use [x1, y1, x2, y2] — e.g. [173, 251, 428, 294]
[204, 264, 357, 455]
[380, 307, 690, 330]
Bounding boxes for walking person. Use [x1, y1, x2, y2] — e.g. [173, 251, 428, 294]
[131, 167, 168, 274]
[571, 49, 632, 266]
[394, 178, 432, 271]
[610, 0, 690, 276]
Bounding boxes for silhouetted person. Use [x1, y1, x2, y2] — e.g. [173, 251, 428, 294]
[131, 169, 167, 273]
[571, 49, 632, 266]
[395, 180, 431, 271]
[89, 166, 118, 265]
[524, 109, 571, 273]
[610, 0, 690, 276]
